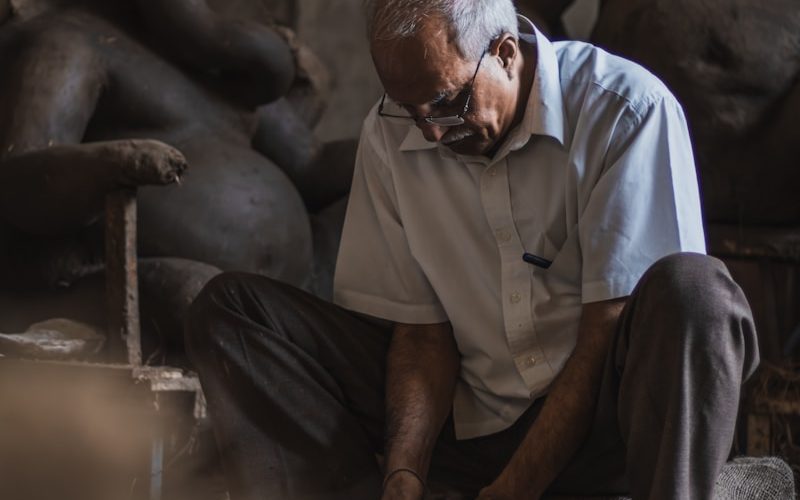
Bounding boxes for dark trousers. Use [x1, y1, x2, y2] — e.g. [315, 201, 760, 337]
[185, 253, 759, 500]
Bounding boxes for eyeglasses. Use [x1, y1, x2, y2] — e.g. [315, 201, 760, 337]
[377, 50, 487, 127]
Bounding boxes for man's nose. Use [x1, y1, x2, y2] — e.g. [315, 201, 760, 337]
[417, 120, 446, 143]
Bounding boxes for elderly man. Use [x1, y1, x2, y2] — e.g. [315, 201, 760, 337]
[186, 0, 759, 499]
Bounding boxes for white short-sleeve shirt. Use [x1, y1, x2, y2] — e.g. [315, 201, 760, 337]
[333, 17, 706, 439]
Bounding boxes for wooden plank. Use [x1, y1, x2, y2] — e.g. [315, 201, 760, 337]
[134, 366, 207, 419]
[707, 224, 800, 262]
[105, 190, 142, 366]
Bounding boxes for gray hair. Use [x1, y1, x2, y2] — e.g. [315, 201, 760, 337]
[365, 0, 519, 61]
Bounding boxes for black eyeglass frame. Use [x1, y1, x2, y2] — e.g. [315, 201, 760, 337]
[377, 49, 488, 127]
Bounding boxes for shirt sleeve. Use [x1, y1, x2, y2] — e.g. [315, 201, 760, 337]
[579, 93, 707, 303]
[333, 125, 449, 324]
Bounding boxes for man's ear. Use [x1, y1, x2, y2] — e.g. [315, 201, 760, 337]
[493, 34, 519, 77]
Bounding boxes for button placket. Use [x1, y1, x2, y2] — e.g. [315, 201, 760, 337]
[496, 228, 512, 243]
[517, 353, 537, 369]
[480, 159, 549, 390]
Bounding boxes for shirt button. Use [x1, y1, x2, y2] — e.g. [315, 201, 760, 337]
[496, 228, 512, 243]
[488, 167, 497, 176]
[510, 291, 521, 304]
[520, 354, 536, 368]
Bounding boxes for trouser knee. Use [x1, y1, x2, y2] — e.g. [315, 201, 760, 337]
[629, 252, 759, 377]
[184, 271, 279, 361]
[638, 252, 741, 325]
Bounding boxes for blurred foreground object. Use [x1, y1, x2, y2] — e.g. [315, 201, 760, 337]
[0, 193, 207, 500]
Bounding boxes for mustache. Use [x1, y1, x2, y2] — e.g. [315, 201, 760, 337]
[440, 127, 476, 145]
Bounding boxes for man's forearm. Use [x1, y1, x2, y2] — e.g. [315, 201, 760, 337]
[493, 333, 611, 496]
[482, 299, 626, 499]
[382, 322, 460, 499]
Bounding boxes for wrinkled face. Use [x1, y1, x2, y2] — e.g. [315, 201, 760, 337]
[371, 16, 521, 157]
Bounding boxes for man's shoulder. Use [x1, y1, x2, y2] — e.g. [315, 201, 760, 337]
[553, 40, 675, 115]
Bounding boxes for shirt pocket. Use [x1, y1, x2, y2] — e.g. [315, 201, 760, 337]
[535, 226, 582, 296]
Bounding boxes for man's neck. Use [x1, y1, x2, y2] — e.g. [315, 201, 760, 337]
[486, 38, 538, 159]
[512, 38, 538, 132]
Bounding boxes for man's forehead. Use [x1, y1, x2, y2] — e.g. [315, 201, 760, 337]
[371, 13, 462, 65]
[372, 44, 461, 103]
[370, 27, 468, 100]
[372, 34, 451, 68]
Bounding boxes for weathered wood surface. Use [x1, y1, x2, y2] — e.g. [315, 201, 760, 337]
[708, 225, 800, 263]
[105, 190, 142, 366]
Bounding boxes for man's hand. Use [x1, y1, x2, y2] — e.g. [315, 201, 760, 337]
[381, 321, 460, 500]
[478, 298, 626, 499]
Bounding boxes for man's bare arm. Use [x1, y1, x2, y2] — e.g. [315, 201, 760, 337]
[382, 321, 460, 500]
[479, 297, 626, 499]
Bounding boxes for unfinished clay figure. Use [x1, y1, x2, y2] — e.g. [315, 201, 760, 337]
[0, 0, 349, 358]
[593, 0, 800, 225]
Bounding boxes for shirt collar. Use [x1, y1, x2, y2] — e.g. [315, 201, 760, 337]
[398, 15, 566, 155]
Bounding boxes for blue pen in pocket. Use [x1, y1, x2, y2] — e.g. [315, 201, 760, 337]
[522, 252, 552, 269]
